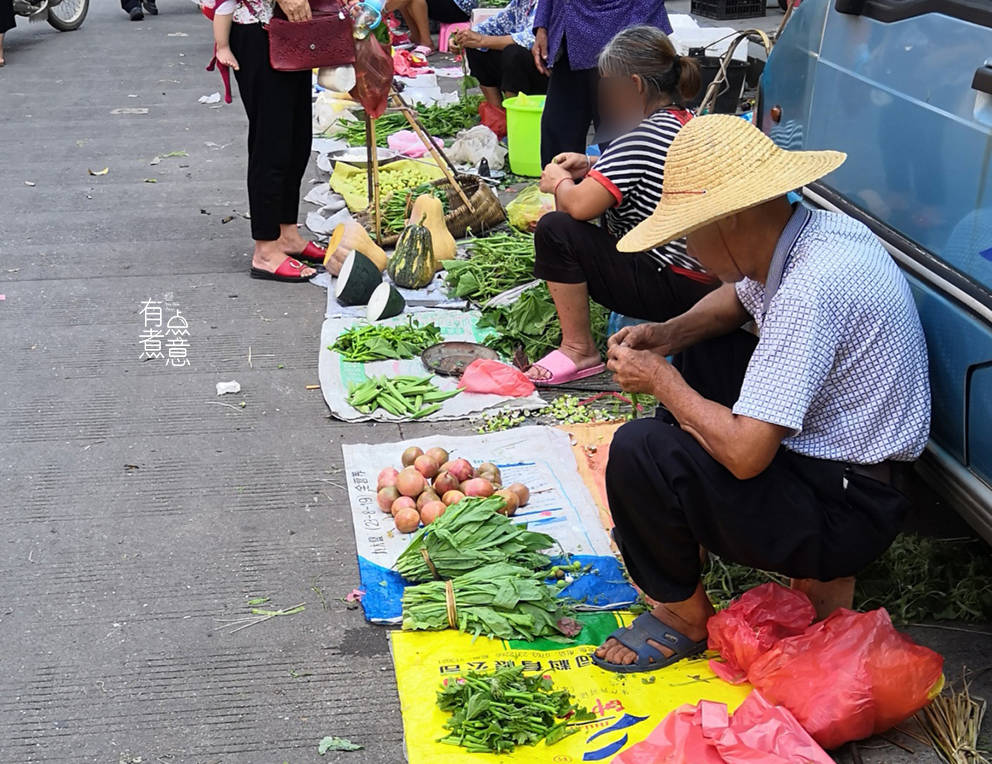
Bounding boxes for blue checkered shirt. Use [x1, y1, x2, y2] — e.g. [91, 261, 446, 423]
[733, 208, 931, 464]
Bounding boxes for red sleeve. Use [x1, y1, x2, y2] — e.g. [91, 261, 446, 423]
[587, 169, 622, 207]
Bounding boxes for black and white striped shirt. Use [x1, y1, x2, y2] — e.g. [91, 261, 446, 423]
[589, 109, 706, 274]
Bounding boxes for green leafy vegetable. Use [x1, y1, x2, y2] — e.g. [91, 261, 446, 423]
[331, 317, 442, 362]
[317, 736, 363, 754]
[436, 666, 595, 753]
[335, 97, 484, 146]
[402, 562, 575, 641]
[443, 231, 536, 302]
[395, 496, 554, 582]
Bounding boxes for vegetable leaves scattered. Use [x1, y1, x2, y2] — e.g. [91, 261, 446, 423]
[317, 736, 363, 754]
[331, 318, 442, 362]
[444, 231, 536, 302]
[335, 97, 484, 146]
[436, 666, 595, 753]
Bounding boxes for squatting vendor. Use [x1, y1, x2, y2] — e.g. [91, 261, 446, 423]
[592, 115, 931, 673]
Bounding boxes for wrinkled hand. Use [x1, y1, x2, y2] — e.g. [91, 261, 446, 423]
[539, 161, 570, 194]
[552, 152, 590, 181]
[532, 27, 549, 76]
[453, 29, 485, 49]
[608, 322, 678, 355]
[606, 343, 667, 395]
[277, 0, 311, 22]
[216, 45, 240, 71]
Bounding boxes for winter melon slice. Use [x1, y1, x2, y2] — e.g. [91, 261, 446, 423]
[335, 251, 382, 306]
[367, 283, 405, 321]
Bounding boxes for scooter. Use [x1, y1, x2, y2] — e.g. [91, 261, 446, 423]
[12, 0, 88, 31]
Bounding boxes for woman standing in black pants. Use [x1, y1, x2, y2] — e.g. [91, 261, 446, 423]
[227, 0, 325, 282]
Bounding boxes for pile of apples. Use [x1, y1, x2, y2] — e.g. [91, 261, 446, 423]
[377, 445, 530, 534]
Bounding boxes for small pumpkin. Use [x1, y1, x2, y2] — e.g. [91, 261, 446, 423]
[409, 193, 456, 269]
[388, 216, 435, 289]
[324, 221, 388, 275]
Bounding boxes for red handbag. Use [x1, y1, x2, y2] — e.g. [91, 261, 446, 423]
[263, 0, 356, 72]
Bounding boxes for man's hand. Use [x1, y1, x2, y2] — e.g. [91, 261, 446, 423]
[453, 29, 485, 49]
[608, 322, 681, 355]
[606, 343, 667, 396]
[277, 0, 311, 22]
[532, 27, 549, 75]
[552, 152, 590, 181]
[539, 160, 570, 194]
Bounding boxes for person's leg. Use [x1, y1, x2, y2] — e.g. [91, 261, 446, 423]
[500, 43, 547, 96]
[229, 24, 315, 275]
[464, 47, 504, 108]
[596, 417, 909, 666]
[387, 0, 433, 47]
[121, 0, 143, 19]
[425, 0, 469, 23]
[528, 212, 717, 378]
[540, 48, 596, 165]
[0, 1, 13, 66]
[277, 66, 314, 253]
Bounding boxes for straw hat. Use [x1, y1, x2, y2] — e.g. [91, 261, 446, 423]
[617, 114, 846, 253]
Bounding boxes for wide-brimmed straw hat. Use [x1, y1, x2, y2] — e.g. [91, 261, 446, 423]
[617, 114, 846, 253]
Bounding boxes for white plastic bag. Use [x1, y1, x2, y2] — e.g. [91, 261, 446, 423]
[446, 125, 507, 171]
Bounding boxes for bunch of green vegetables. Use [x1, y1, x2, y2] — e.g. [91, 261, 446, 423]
[436, 666, 595, 754]
[335, 97, 484, 146]
[381, 183, 449, 234]
[346, 374, 460, 418]
[477, 283, 610, 364]
[444, 231, 536, 302]
[395, 496, 555, 582]
[402, 562, 576, 641]
[331, 318, 441, 362]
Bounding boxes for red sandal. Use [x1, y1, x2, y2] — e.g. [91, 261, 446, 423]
[295, 241, 327, 264]
[250, 257, 314, 283]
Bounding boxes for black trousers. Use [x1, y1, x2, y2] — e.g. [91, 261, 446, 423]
[540, 42, 599, 165]
[229, 23, 312, 242]
[426, 0, 469, 23]
[606, 369, 910, 605]
[1, 0, 15, 35]
[534, 211, 718, 321]
[465, 44, 548, 96]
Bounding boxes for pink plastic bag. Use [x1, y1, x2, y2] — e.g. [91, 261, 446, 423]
[707, 582, 816, 684]
[387, 130, 444, 158]
[748, 608, 944, 749]
[458, 359, 535, 397]
[613, 691, 834, 764]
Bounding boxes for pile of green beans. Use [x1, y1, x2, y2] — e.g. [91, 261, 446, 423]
[346, 374, 461, 418]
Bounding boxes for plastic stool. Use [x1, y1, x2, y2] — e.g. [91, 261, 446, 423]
[439, 21, 470, 53]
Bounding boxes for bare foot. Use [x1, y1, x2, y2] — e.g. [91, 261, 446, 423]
[525, 342, 601, 382]
[594, 603, 709, 667]
[253, 240, 316, 277]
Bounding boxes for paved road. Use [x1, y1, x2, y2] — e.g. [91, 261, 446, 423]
[0, 3, 988, 764]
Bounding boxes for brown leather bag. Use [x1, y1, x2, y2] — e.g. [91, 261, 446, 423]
[264, 0, 356, 72]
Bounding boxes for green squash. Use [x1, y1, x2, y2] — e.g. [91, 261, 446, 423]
[388, 218, 435, 290]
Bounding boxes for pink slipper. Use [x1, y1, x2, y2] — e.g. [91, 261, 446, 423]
[527, 350, 606, 387]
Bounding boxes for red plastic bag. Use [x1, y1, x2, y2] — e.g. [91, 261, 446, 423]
[350, 36, 393, 118]
[479, 102, 507, 140]
[707, 582, 816, 684]
[748, 608, 944, 749]
[458, 358, 535, 397]
[613, 691, 834, 764]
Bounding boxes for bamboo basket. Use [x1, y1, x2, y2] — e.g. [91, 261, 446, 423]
[360, 174, 506, 247]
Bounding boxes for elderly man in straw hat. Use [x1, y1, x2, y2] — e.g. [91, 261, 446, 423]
[592, 114, 930, 673]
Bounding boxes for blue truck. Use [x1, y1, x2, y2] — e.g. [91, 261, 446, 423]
[758, 0, 992, 542]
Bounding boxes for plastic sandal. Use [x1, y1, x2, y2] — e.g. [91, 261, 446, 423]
[591, 612, 708, 674]
[295, 241, 326, 263]
[527, 349, 605, 387]
[249, 257, 314, 283]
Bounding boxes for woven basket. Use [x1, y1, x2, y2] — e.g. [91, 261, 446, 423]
[361, 174, 506, 247]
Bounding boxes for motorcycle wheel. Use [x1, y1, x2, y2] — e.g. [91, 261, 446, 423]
[48, 0, 88, 30]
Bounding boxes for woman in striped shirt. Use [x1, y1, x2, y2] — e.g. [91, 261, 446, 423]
[527, 25, 718, 385]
